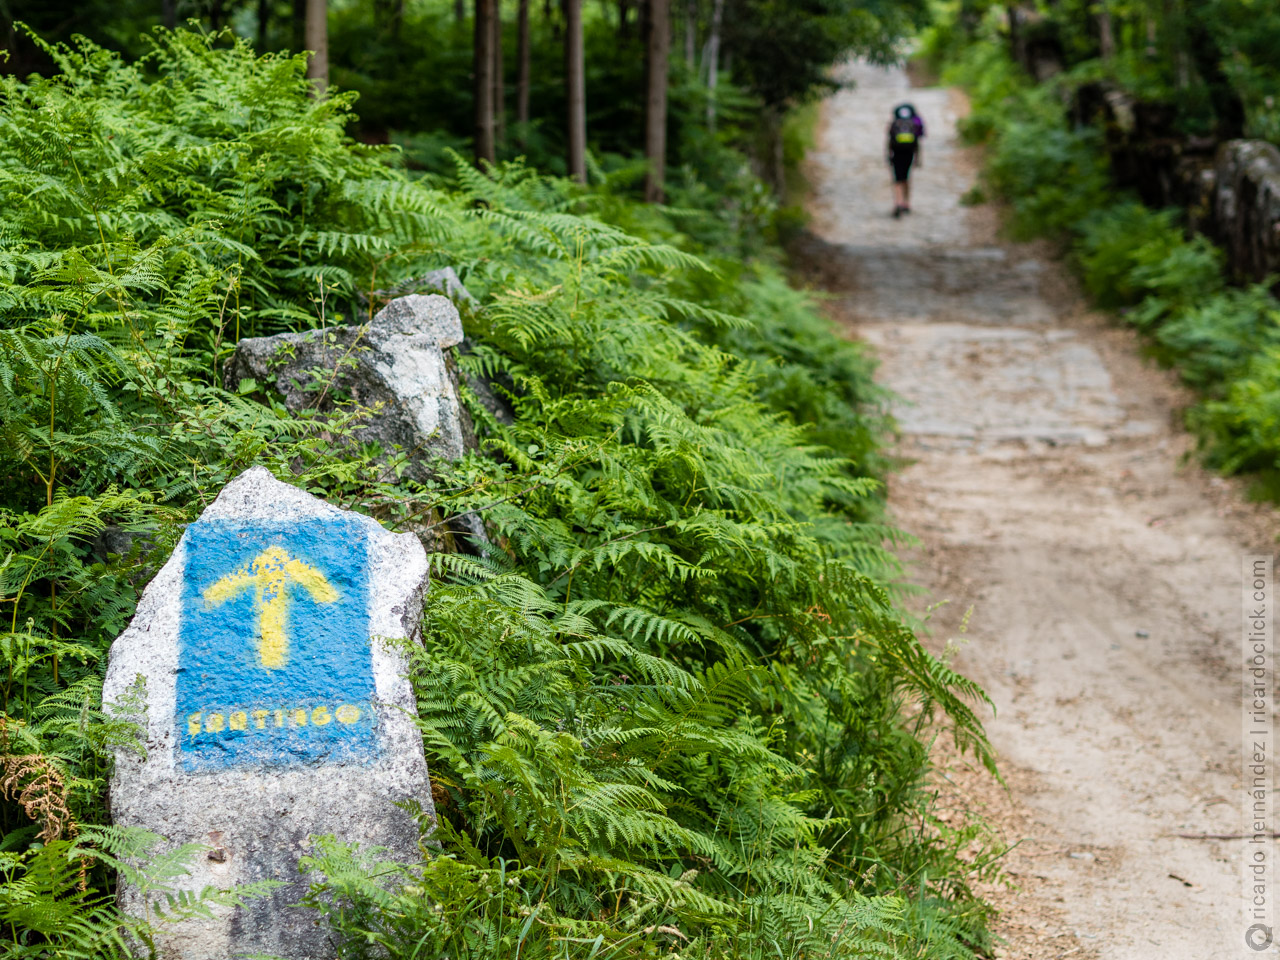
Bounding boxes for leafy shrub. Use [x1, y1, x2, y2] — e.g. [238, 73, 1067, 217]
[1158, 285, 1280, 389]
[1075, 203, 1222, 323]
[989, 115, 1109, 238]
[1196, 347, 1280, 476]
[949, 44, 1110, 239]
[946, 39, 1025, 145]
[947, 35, 1280, 495]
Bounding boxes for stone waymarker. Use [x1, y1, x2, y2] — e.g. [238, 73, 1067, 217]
[103, 466, 434, 960]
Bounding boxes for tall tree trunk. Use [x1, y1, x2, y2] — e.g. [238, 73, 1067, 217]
[763, 105, 784, 197]
[565, 0, 586, 182]
[1007, 4, 1025, 71]
[618, 0, 629, 36]
[375, 0, 406, 38]
[305, 0, 329, 90]
[704, 0, 722, 129]
[1097, 0, 1114, 59]
[644, 0, 669, 202]
[293, 0, 306, 52]
[516, 0, 531, 148]
[1168, 0, 1190, 89]
[257, 0, 270, 49]
[456, 0, 466, 22]
[475, 0, 497, 163]
[163, 0, 178, 30]
[493, 0, 506, 148]
[684, 0, 696, 68]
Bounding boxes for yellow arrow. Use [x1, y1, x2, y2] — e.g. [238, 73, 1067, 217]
[203, 545, 338, 670]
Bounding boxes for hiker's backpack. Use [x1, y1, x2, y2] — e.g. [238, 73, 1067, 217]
[890, 115, 917, 147]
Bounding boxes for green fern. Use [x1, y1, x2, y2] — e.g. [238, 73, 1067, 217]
[0, 26, 999, 958]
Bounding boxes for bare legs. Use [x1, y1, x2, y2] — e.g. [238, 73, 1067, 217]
[892, 179, 910, 214]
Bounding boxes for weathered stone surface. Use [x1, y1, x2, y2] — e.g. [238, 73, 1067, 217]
[1210, 140, 1280, 284]
[465, 372, 517, 427]
[372, 292, 465, 347]
[91, 525, 177, 584]
[360, 266, 478, 310]
[367, 271, 512, 425]
[226, 290, 507, 553]
[1073, 85, 1280, 286]
[103, 466, 433, 960]
[225, 294, 471, 471]
[416, 266, 477, 304]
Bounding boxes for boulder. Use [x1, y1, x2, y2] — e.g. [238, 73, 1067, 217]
[363, 266, 477, 307]
[363, 270, 514, 427]
[1210, 140, 1280, 284]
[102, 466, 434, 959]
[226, 289, 510, 553]
[225, 294, 473, 471]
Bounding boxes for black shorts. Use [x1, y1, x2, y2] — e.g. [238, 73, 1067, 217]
[891, 150, 915, 183]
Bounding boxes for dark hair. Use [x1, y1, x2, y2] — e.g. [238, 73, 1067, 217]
[893, 103, 917, 119]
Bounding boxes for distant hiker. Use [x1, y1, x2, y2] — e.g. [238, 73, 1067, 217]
[887, 103, 924, 218]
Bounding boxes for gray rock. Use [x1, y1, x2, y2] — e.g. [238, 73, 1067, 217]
[1211, 140, 1280, 284]
[225, 294, 472, 472]
[464, 369, 517, 427]
[226, 292, 500, 554]
[91, 524, 179, 583]
[450, 511, 492, 553]
[418, 266, 477, 304]
[92, 524, 145, 560]
[1079, 84, 1279, 285]
[358, 266, 478, 311]
[103, 466, 434, 960]
[372, 293, 464, 346]
[91, 525, 162, 565]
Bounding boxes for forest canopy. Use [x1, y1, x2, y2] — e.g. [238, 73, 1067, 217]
[2, 0, 930, 193]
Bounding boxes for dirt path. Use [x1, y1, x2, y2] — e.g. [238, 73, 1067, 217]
[803, 63, 1280, 959]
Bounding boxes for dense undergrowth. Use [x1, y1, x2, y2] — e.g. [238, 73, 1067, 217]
[0, 28, 1001, 959]
[932, 28, 1280, 496]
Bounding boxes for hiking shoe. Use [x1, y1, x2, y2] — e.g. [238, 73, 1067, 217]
[892, 206, 902, 219]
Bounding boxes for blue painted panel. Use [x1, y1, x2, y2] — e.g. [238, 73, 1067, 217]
[177, 517, 376, 772]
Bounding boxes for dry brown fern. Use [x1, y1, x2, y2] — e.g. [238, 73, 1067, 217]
[1, 753, 75, 843]
[0, 720, 76, 843]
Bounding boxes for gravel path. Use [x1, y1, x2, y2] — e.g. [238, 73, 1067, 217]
[803, 61, 1279, 959]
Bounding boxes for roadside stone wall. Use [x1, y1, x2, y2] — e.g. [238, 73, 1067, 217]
[1207, 140, 1280, 283]
[1075, 84, 1280, 286]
